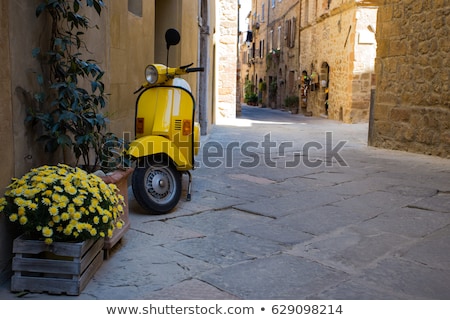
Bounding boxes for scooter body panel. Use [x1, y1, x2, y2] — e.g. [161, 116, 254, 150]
[127, 135, 191, 170]
[132, 83, 198, 170]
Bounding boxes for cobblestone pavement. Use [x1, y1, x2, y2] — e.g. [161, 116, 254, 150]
[1, 105, 449, 300]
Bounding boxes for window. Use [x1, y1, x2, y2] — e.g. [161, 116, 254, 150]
[269, 30, 274, 51]
[277, 26, 281, 50]
[261, 3, 265, 22]
[259, 40, 265, 58]
[128, 0, 142, 17]
[285, 18, 296, 48]
[272, 0, 275, 8]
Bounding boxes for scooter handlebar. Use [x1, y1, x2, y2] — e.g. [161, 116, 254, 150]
[186, 67, 204, 73]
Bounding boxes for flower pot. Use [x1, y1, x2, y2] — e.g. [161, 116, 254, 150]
[100, 167, 133, 258]
[11, 234, 104, 296]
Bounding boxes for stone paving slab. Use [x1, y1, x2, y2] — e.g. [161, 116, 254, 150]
[166, 208, 272, 236]
[234, 190, 343, 218]
[287, 226, 412, 274]
[274, 204, 377, 236]
[356, 258, 450, 299]
[356, 207, 450, 238]
[398, 225, 450, 270]
[164, 232, 283, 267]
[144, 279, 240, 300]
[199, 254, 349, 299]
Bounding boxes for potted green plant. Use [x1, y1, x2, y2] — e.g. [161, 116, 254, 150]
[26, 0, 128, 173]
[24, 0, 132, 253]
[284, 95, 300, 114]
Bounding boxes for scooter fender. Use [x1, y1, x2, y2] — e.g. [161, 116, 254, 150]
[127, 136, 191, 170]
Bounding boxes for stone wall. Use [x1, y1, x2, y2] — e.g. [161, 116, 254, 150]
[299, 0, 378, 123]
[370, 0, 450, 158]
[216, 0, 238, 122]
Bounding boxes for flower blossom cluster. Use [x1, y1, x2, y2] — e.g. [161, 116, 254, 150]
[0, 164, 124, 244]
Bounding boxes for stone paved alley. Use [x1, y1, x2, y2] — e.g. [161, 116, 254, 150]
[1, 105, 450, 300]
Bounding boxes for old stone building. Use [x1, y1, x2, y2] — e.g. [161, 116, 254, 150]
[241, 0, 301, 111]
[0, 0, 239, 283]
[241, 0, 378, 123]
[369, 0, 449, 158]
[299, 0, 378, 122]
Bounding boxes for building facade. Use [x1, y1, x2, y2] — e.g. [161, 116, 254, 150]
[300, 0, 378, 123]
[241, 0, 301, 112]
[241, 0, 379, 123]
[0, 0, 240, 283]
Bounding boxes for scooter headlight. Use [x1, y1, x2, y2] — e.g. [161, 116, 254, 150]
[145, 65, 158, 84]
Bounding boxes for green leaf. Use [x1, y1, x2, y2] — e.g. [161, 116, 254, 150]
[36, 3, 46, 17]
[73, 0, 80, 13]
[57, 134, 73, 147]
[45, 139, 59, 153]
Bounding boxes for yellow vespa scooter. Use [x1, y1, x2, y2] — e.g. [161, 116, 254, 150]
[127, 29, 203, 214]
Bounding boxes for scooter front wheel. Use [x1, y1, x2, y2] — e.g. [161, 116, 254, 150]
[132, 157, 182, 214]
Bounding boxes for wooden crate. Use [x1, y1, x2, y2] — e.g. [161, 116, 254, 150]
[11, 234, 104, 296]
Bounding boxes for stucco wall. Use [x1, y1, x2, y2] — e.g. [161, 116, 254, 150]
[108, 0, 154, 139]
[0, 0, 14, 284]
[370, 0, 450, 157]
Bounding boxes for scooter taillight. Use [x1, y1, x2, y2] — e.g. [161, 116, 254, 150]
[136, 118, 144, 134]
[182, 120, 192, 136]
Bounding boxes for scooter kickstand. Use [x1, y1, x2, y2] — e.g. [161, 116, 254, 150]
[186, 171, 192, 201]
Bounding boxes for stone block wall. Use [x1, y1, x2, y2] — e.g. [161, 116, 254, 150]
[299, 1, 378, 123]
[370, 0, 450, 158]
[216, 0, 238, 122]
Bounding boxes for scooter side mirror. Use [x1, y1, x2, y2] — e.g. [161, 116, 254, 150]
[165, 28, 180, 50]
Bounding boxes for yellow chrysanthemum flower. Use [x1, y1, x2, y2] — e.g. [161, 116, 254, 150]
[65, 185, 77, 195]
[61, 212, 70, 221]
[73, 212, 82, 220]
[42, 226, 53, 238]
[18, 207, 25, 216]
[67, 205, 76, 215]
[9, 213, 18, 222]
[19, 216, 28, 225]
[27, 202, 38, 211]
[49, 206, 59, 216]
[14, 197, 26, 207]
[73, 196, 85, 206]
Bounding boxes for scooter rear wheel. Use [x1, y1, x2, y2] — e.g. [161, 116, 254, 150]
[132, 156, 182, 214]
